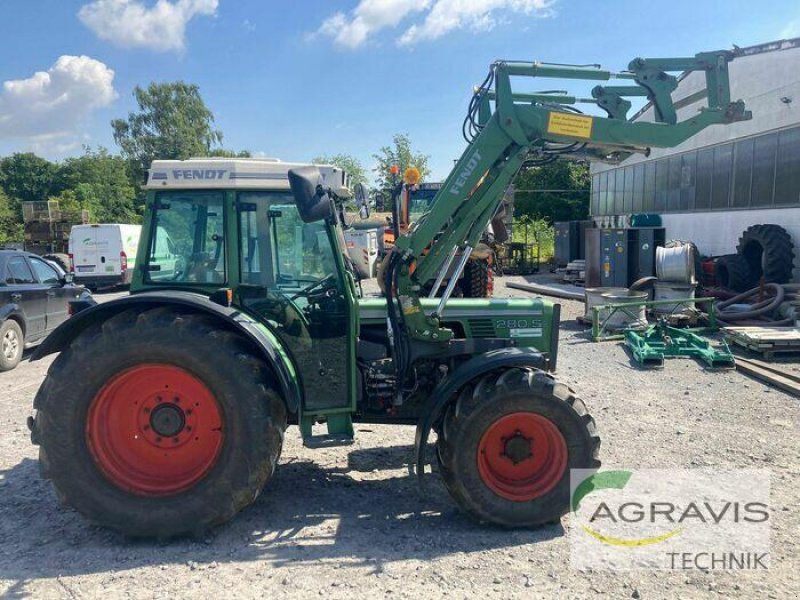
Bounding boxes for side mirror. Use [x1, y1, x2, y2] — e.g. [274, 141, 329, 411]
[354, 183, 370, 219]
[288, 167, 335, 223]
[62, 272, 75, 285]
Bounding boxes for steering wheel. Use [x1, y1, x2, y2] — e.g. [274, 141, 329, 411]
[291, 273, 337, 300]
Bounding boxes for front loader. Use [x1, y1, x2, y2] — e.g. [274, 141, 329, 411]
[29, 48, 749, 537]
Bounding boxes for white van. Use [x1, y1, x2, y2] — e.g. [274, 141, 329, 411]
[69, 224, 142, 289]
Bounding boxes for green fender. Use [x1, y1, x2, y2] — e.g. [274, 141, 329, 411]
[32, 291, 302, 414]
[412, 347, 548, 483]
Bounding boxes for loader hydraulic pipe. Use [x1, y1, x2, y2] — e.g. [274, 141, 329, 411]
[428, 245, 459, 298]
[432, 245, 473, 320]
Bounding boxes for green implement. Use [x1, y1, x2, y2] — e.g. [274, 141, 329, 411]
[625, 321, 736, 369]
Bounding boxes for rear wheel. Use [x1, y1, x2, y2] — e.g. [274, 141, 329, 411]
[32, 307, 287, 538]
[0, 319, 23, 372]
[437, 368, 600, 526]
[461, 259, 493, 298]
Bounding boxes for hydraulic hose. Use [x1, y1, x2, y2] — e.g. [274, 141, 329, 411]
[716, 283, 785, 321]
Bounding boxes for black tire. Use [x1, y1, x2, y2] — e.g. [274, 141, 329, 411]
[715, 254, 755, 292]
[461, 259, 492, 298]
[31, 307, 287, 538]
[42, 253, 71, 273]
[736, 224, 795, 284]
[437, 368, 600, 527]
[0, 319, 24, 372]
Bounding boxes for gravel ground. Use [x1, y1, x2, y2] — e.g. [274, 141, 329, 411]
[1, 279, 798, 598]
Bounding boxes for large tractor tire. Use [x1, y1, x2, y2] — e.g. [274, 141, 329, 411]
[42, 253, 71, 273]
[461, 259, 493, 298]
[31, 307, 287, 538]
[437, 368, 600, 527]
[715, 254, 755, 292]
[736, 224, 795, 284]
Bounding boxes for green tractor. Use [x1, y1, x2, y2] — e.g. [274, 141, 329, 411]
[29, 49, 748, 537]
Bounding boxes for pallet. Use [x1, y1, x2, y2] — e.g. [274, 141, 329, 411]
[723, 326, 800, 359]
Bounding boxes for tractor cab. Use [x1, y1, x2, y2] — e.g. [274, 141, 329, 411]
[137, 159, 359, 431]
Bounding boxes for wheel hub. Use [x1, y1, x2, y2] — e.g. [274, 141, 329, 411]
[477, 412, 568, 502]
[3, 330, 19, 360]
[149, 403, 186, 438]
[86, 364, 224, 496]
[502, 431, 533, 465]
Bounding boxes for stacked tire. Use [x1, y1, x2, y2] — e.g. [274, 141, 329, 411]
[736, 224, 795, 285]
[713, 225, 795, 292]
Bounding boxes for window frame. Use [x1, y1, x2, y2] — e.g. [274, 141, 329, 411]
[144, 190, 228, 286]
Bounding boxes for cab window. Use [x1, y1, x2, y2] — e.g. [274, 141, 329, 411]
[146, 192, 226, 284]
[238, 192, 336, 290]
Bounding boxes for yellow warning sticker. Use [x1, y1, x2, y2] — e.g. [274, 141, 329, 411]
[547, 112, 594, 139]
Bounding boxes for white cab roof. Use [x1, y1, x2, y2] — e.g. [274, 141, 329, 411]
[146, 158, 350, 193]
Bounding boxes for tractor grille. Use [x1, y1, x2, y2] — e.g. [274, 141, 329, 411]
[467, 318, 496, 338]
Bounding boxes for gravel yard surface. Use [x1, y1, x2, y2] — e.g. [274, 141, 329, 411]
[1, 280, 798, 598]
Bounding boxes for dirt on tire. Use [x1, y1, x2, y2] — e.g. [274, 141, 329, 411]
[31, 307, 287, 538]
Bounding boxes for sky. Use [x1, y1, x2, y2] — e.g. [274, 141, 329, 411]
[0, 0, 798, 181]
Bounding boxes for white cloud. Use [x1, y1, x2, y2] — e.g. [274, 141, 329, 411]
[399, 0, 553, 46]
[78, 0, 218, 53]
[316, 0, 553, 49]
[317, 0, 431, 49]
[0, 55, 116, 149]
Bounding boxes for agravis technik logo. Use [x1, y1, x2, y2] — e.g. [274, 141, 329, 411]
[569, 469, 771, 570]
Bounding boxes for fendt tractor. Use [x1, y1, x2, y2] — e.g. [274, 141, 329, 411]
[28, 50, 749, 537]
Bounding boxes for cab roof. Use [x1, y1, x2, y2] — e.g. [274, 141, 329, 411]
[146, 158, 349, 193]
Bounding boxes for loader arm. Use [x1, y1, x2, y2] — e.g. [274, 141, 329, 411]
[387, 49, 750, 349]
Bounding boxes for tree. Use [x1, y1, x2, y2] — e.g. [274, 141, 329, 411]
[372, 134, 430, 193]
[205, 148, 252, 158]
[0, 190, 22, 245]
[0, 153, 60, 209]
[312, 153, 368, 188]
[111, 82, 223, 171]
[58, 148, 138, 223]
[512, 161, 590, 223]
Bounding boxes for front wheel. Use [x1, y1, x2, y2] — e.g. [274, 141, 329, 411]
[0, 319, 23, 371]
[31, 308, 287, 538]
[437, 368, 600, 527]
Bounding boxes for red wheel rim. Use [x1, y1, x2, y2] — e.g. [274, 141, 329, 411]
[86, 364, 224, 496]
[477, 412, 567, 502]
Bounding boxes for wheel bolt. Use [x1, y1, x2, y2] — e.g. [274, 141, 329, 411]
[155, 436, 162, 443]
[173, 437, 180, 444]
[143, 425, 150, 431]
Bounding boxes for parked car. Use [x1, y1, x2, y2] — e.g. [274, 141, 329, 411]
[0, 249, 91, 371]
[69, 224, 141, 290]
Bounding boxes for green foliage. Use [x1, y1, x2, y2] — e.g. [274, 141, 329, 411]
[372, 134, 430, 193]
[0, 153, 60, 211]
[511, 215, 555, 260]
[111, 82, 223, 171]
[205, 148, 252, 158]
[0, 190, 23, 245]
[58, 148, 138, 223]
[512, 161, 590, 224]
[312, 153, 368, 188]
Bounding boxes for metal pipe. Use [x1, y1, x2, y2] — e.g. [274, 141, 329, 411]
[428, 245, 459, 298]
[432, 245, 473, 319]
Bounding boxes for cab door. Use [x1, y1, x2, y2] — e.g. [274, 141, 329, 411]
[235, 191, 355, 413]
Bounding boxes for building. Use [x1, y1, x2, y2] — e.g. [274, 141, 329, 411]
[590, 38, 800, 273]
